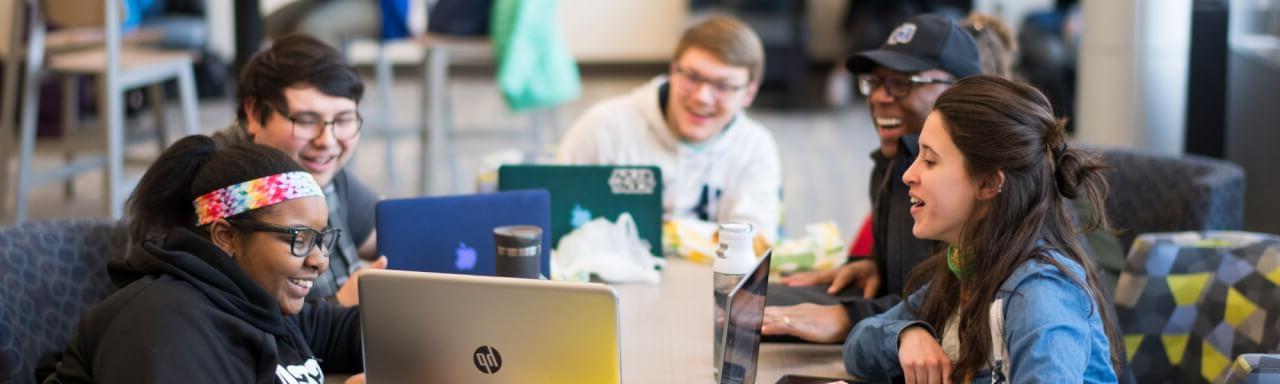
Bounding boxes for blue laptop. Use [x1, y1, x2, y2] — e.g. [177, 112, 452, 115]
[375, 190, 552, 277]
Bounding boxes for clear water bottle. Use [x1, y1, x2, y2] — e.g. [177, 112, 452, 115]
[713, 222, 756, 380]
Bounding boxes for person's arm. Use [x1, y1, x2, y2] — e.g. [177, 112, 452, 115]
[295, 301, 364, 374]
[839, 293, 903, 324]
[842, 288, 931, 380]
[357, 231, 378, 261]
[779, 259, 881, 298]
[338, 173, 380, 262]
[333, 255, 388, 307]
[761, 303, 852, 343]
[1002, 267, 1097, 381]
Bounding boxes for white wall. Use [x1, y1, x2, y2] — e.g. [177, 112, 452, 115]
[556, 0, 687, 62]
[206, 0, 232, 60]
[1076, 0, 1192, 154]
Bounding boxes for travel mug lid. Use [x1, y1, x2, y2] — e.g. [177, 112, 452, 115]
[494, 225, 542, 248]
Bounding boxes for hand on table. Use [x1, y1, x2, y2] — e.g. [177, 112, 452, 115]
[760, 303, 852, 344]
[778, 259, 880, 298]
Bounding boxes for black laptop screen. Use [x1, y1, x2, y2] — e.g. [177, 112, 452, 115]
[720, 252, 771, 384]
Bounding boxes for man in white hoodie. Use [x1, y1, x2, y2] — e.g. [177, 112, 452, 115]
[556, 15, 782, 245]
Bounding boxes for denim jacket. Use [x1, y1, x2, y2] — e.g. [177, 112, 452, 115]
[842, 248, 1118, 383]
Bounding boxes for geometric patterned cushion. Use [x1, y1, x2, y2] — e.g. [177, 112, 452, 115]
[0, 220, 128, 384]
[1100, 148, 1245, 254]
[1223, 353, 1280, 384]
[1114, 231, 1280, 383]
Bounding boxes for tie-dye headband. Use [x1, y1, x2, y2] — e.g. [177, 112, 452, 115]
[194, 171, 324, 225]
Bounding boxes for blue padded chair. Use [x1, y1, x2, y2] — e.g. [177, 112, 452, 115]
[1099, 148, 1245, 253]
[0, 220, 128, 384]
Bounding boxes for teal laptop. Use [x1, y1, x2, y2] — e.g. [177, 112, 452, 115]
[498, 165, 663, 257]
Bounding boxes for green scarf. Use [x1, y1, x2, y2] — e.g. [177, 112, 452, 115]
[947, 244, 975, 280]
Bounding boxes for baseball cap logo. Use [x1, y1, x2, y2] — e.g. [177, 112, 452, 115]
[886, 23, 917, 45]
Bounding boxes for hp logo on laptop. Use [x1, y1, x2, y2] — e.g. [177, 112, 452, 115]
[473, 345, 503, 374]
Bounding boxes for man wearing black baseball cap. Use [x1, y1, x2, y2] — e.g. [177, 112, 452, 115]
[761, 14, 981, 344]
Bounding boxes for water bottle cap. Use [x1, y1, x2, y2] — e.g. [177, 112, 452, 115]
[718, 222, 754, 238]
[714, 222, 756, 274]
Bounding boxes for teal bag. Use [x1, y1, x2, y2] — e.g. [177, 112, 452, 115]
[490, 0, 582, 111]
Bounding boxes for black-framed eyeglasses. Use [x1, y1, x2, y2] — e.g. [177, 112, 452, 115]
[671, 65, 749, 98]
[267, 101, 363, 140]
[857, 73, 954, 98]
[228, 219, 341, 258]
[286, 113, 363, 141]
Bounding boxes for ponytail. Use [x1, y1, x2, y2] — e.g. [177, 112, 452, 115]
[1047, 118, 1112, 233]
[126, 135, 217, 242]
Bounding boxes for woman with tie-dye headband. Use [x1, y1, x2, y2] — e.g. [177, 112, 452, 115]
[43, 136, 367, 384]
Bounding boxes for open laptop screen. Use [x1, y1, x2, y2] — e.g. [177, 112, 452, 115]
[359, 269, 621, 383]
[375, 190, 552, 277]
[720, 252, 772, 384]
[498, 165, 663, 257]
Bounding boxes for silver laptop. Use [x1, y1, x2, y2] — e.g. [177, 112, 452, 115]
[359, 269, 621, 383]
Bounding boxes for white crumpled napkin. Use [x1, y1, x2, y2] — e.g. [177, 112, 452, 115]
[552, 212, 666, 284]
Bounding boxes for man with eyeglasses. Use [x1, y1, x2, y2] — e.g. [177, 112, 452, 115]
[556, 15, 782, 248]
[761, 14, 982, 344]
[214, 34, 386, 307]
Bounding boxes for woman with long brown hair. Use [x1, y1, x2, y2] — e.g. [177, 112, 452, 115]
[843, 75, 1122, 383]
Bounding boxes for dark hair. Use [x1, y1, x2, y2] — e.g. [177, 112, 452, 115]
[903, 75, 1122, 380]
[235, 34, 364, 127]
[126, 135, 307, 242]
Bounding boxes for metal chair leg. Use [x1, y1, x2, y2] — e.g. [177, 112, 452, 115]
[13, 0, 48, 223]
[441, 70, 459, 195]
[103, 0, 126, 220]
[176, 64, 199, 137]
[101, 78, 125, 220]
[61, 76, 79, 201]
[0, 28, 22, 221]
[420, 45, 449, 196]
[14, 71, 42, 223]
[147, 83, 168, 149]
[375, 43, 398, 192]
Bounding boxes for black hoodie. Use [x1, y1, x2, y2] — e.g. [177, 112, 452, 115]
[43, 228, 363, 384]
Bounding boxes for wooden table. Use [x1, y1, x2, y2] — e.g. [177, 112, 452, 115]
[615, 258, 854, 383]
